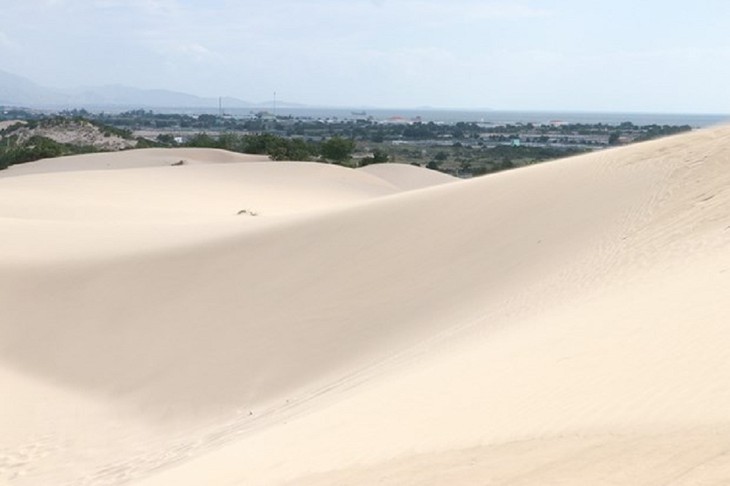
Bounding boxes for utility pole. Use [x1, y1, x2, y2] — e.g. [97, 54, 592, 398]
[273, 91, 277, 117]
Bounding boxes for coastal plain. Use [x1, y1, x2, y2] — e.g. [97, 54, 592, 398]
[2, 127, 730, 485]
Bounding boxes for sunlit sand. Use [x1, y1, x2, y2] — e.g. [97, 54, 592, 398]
[2, 127, 730, 485]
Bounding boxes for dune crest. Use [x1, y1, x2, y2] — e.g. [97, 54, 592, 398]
[2, 127, 730, 485]
[0, 147, 270, 178]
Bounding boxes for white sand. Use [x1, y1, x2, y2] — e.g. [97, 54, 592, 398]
[1, 129, 730, 485]
[0, 147, 271, 178]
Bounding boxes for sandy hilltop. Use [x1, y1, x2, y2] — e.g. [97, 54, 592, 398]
[2, 126, 730, 485]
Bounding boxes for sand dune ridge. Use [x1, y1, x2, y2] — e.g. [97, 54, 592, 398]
[2, 128, 730, 485]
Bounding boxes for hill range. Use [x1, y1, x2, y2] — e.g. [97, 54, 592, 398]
[0, 69, 298, 110]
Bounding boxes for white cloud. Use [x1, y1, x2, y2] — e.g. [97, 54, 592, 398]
[0, 31, 15, 49]
[93, 0, 178, 12]
[408, 1, 549, 20]
[152, 41, 222, 63]
[0, 0, 727, 112]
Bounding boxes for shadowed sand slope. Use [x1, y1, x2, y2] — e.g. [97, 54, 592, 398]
[2, 127, 730, 485]
[358, 162, 457, 190]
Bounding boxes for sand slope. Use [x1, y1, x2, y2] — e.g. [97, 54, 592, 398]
[2, 128, 730, 485]
[358, 162, 457, 190]
[0, 147, 271, 178]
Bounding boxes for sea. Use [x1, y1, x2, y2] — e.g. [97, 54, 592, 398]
[215, 107, 730, 128]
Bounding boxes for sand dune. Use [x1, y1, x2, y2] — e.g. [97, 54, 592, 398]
[358, 162, 456, 190]
[0, 161, 403, 222]
[1, 127, 730, 485]
[0, 147, 271, 178]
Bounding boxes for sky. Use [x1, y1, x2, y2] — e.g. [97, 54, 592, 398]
[1, 0, 729, 113]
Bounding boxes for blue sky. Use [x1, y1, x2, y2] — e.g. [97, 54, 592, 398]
[1, 0, 729, 112]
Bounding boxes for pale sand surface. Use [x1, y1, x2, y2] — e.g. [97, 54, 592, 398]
[0, 147, 271, 178]
[2, 128, 730, 485]
[357, 162, 456, 190]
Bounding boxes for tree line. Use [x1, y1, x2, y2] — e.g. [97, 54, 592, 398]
[0, 117, 363, 170]
[179, 132, 358, 164]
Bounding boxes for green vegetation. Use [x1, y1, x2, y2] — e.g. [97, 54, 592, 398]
[0, 108, 694, 177]
[360, 148, 389, 166]
[320, 136, 356, 164]
[94, 112, 692, 177]
[180, 133, 320, 161]
[183, 132, 357, 163]
[0, 115, 357, 170]
[0, 134, 98, 168]
[0, 116, 137, 170]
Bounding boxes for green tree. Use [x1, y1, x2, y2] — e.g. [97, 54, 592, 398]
[360, 148, 389, 166]
[156, 133, 177, 146]
[186, 133, 218, 148]
[320, 136, 355, 164]
[241, 134, 315, 161]
[0, 135, 96, 168]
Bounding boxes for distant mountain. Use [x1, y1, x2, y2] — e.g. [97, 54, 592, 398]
[62, 84, 253, 109]
[252, 99, 309, 109]
[0, 69, 68, 106]
[0, 69, 293, 110]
